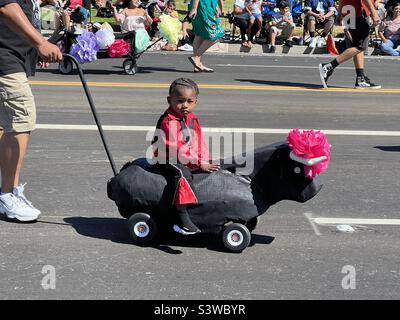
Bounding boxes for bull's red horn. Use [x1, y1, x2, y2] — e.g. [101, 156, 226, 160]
[289, 152, 327, 166]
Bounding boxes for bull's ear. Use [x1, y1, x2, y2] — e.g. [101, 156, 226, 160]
[289, 151, 327, 166]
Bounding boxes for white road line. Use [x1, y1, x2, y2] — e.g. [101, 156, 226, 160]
[313, 218, 400, 226]
[35, 124, 400, 137]
[215, 64, 353, 70]
[304, 212, 321, 236]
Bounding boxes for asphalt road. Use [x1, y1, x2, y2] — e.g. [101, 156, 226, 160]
[1, 53, 400, 300]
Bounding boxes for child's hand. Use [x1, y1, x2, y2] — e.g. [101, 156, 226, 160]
[200, 163, 220, 173]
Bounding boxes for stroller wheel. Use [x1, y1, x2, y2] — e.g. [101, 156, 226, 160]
[59, 59, 73, 74]
[127, 212, 158, 244]
[123, 58, 138, 75]
[222, 223, 251, 253]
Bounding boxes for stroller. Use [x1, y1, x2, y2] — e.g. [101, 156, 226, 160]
[52, 28, 161, 75]
[50, 1, 163, 75]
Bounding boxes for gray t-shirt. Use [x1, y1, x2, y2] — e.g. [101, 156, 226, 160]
[0, 0, 40, 76]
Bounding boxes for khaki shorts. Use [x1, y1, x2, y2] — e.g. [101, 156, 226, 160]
[0, 72, 36, 133]
[270, 23, 295, 37]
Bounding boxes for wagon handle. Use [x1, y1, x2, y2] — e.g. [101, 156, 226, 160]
[62, 54, 118, 177]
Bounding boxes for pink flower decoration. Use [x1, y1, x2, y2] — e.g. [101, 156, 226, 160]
[107, 39, 130, 58]
[287, 128, 331, 178]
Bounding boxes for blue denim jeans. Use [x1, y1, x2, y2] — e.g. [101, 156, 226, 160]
[380, 38, 400, 56]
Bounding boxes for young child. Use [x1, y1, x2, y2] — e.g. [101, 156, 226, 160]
[164, 0, 179, 18]
[151, 78, 220, 235]
[268, 0, 295, 53]
[245, 0, 263, 38]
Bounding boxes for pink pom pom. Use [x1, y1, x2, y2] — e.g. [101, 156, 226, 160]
[287, 128, 331, 178]
[107, 39, 130, 58]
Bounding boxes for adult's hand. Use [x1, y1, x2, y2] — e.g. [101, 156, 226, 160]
[37, 40, 63, 63]
[371, 12, 380, 26]
[188, 8, 197, 19]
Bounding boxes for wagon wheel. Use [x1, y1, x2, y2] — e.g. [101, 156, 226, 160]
[123, 58, 138, 75]
[127, 212, 158, 244]
[222, 223, 251, 253]
[58, 58, 73, 74]
[246, 217, 259, 233]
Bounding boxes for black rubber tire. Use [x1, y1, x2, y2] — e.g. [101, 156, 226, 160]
[246, 217, 258, 232]
[127, 213, 158, 244]
[123, 58, 137, 75]
[222, 223, 251, 253]
[58, 59, 73, 74]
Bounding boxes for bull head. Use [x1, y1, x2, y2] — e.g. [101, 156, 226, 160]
[252, 145, 324, 205]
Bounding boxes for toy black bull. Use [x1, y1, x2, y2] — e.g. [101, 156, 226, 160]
[107, 129, 330, 252]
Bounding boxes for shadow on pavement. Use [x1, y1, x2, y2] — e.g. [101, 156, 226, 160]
[63, 216, 274, 254]
[235, 78, 324, 89]
[374, 146, 400, 152]
[36, 66, 193, 76]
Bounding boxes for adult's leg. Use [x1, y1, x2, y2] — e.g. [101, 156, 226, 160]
[189, 35, 204, 68]
[0, 132, 30, 193]
[196, 39, 219, 70]
[323, 19, 334, 35]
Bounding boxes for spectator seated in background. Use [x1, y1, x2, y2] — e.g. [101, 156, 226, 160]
[232, 0, 260, 47]
[244, 0, 264, 39]
[163, 0, 178, 18]
[38, 0, 61, 30]
[375, 0, 389, 19]
[55, 0, 91, 32]
[112, 0, 153, 33]
[379, 2, 400, 55]
[303, 0, 336, 48]
[267, 0, 295, 53]
[95, 0, 114, 18]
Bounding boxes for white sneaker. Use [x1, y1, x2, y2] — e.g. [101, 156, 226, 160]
[0, 187, 40, 222]
[177, 43, 193, 52]
[317, 37, 326, 48]
[309, 37, 317, 48]
[13, 183, 41, 217]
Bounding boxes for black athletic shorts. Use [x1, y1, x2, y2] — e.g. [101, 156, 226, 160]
[345, 17, 371, 50]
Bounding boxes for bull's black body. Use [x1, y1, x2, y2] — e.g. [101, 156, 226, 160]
[107, 142, 323, 235]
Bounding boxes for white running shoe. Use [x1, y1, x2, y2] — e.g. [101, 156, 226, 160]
[317, 37, 326, 48]
[177, 44, 193, 52]
[309, 37, 317, 48]
[0, 185, 40, 222]
[13, 183, 41, 217]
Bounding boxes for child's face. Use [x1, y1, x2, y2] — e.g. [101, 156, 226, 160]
[168, 87, 197, 117]
[280, 6, 289, 14]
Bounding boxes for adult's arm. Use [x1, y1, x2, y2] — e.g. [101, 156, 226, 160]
[362, 0, 380, 25]
[189, 0, 199, 19]
[324, 0, 336, 18]
[0, 3, 62, 63]
[218, 0, 225, 15]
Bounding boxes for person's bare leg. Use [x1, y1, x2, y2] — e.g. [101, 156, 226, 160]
[336, 47, 362, 64]
[62, 10, 71, 31]
[257, 18, 262, 36]
[270, 31, 276, 46]
[196, 39, 218, 70]
[353, 51, 364, 69]
[308, 19, 316, 34]
[0, 132, 30, 193]
[190, 36, 204, 68]
[324, 20, 334, 35]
